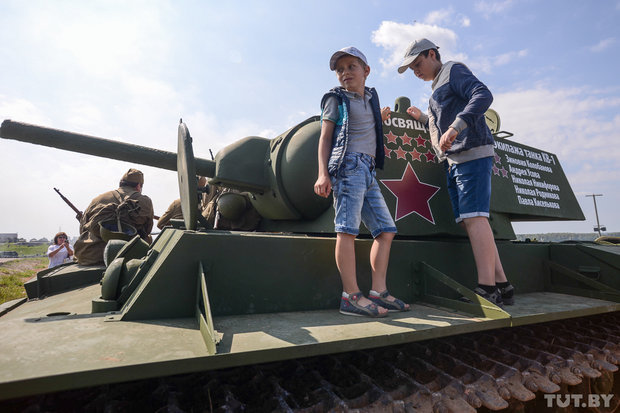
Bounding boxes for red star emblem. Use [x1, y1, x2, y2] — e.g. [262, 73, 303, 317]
[394, 146, 407, 160]
[384, 144, 392, 159]
[400, 132, 413, 146]
[500, 167, 508, 178]
[415, 134, 427, 147]
[492, 163, 500, 176]
[385, 131, 399, 145]
[494, 152, 501, 164]
[381, 163, 441, 223]
[425, 151, 437, 163]
[409, 149, 422, 161]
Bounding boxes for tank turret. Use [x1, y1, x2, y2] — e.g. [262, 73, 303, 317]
[0, 117, 329, 226]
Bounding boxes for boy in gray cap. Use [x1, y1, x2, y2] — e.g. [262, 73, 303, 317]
[398, 39, 514, 306]
[314, 46, 410, 317]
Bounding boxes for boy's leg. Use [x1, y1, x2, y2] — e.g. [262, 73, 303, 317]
[459, 220, 507, 283]
[359, 166, 407, 309]
[331, 153, 364, 295]
[493, 242, 508, 283]
[368, 231, 408, 309]
[336, 230, 388, 314]
[462, 216, 497, 286]
[369, 231, 394, 293]
[335, 232, 358, 294]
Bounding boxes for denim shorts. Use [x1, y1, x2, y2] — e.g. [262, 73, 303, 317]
[445, 156, 493, 223]
[331, 152, 397, 237]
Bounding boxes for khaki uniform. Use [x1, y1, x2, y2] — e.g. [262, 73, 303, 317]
[201, 186, 261, 231]
[74, 185, 154, 265]
[156, 199, 183, 230]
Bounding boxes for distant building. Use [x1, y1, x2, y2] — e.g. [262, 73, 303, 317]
[0, 233, 18, 243]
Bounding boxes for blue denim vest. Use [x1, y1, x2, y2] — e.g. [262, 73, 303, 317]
[320, 86, 385, 176]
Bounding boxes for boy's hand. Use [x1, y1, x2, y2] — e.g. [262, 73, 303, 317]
[314, 175, 332, 198]
[381, 106, 391, 122]
[439, 127, 458, 151]
[406, 106, 421, 120]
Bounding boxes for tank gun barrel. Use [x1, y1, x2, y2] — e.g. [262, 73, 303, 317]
[0, 119, 216, 178]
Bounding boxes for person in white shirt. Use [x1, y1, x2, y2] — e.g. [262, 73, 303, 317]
[47, 232, 74, 268]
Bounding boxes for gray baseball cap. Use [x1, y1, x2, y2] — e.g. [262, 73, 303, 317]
[397, 38, 439, 74]
[329, 46, 368, 71]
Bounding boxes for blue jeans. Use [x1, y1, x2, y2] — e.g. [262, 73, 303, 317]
[331, 152, 397, 237]
[445, 156, 493, 223]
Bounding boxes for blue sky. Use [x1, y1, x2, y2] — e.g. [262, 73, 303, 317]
[1, 0, 619, 240]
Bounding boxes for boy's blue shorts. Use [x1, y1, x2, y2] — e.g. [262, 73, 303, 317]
[445, 156, 493, 223]
[331, 152, 397, 237]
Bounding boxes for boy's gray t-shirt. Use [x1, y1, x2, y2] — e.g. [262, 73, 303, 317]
[322, 89, 377, 157]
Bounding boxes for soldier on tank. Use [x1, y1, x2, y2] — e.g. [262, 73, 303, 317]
[157, 176, 208, 230]
[74, 168, 154, 266]
[201, 186, 261, 231]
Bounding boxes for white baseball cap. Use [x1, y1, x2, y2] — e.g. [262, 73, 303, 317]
[329, 46, 368, 71]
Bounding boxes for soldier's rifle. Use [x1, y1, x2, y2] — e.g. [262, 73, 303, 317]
[53, 187, 83, 221]
[54, 187, 160, 221]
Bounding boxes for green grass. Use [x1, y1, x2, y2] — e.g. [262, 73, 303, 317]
[0, 257, 48, 304]
[0, 242, 48, 256]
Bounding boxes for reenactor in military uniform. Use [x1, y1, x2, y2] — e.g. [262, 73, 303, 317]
[157, 176, 208, 230]
[156, 199, 183, 230]
[201, 186, 261, 231]
[74, 168, 154, 266]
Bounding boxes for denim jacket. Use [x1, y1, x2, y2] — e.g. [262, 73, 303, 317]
[320, 86, 385, 176]
[419, 62, 494, 164]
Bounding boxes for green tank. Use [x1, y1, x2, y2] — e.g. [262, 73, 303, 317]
[1, 98, 619, 412]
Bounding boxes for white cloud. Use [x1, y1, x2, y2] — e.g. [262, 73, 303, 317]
[422, 7, 471, 28]
[493, 86, 620, 175]
[371, 21, 458, 72]
[0, 96, 50, 125]
[22, 1, 172, 79]
[494, 49, 529, 66]
[590, 38, 615, 52]
[372, 19, 527, 75]
[65, 102, 104, 131]
[425, 8, 454, 25]
[475, 0, 516, 18]
[495, 85, 620, 233]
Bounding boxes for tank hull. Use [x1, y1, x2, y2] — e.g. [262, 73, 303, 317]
[1, 229, 619, 402]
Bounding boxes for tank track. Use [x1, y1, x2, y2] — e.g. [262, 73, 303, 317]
[3, 312, 620, 412]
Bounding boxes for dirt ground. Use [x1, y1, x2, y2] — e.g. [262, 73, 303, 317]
[0, 258, 46, 273]
[0, 258, 48, 304]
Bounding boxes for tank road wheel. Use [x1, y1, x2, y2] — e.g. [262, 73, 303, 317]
[177, 120, 198, 231]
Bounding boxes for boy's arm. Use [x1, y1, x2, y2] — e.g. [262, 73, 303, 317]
[314, 120, 335, 198]
[381, 106, 391, 121]
[449, 63, 493, 133]
[408, 105, 456, 151]
[406, 106, 429, 125]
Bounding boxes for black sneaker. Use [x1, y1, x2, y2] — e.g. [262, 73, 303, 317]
[460, 287, 504, 308]
[499, 284, 515, 305]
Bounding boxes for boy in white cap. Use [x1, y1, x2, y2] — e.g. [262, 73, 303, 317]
[314, 46, 410, 317]
[398, 39, 514, 306]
